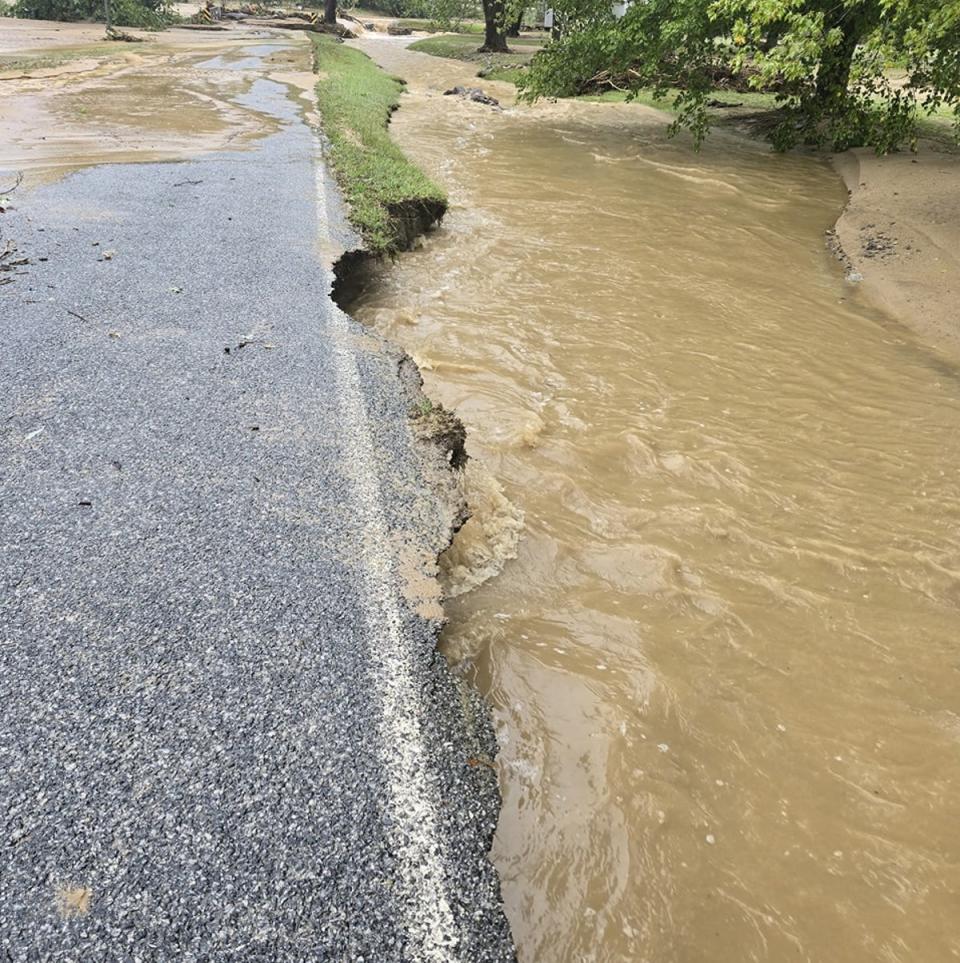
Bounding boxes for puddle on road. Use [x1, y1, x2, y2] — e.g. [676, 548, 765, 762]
[0, 25, 306, 184]
[349, 39, 960, 963]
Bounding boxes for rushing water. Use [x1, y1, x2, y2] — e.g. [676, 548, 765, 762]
[349, 38, 960, 963]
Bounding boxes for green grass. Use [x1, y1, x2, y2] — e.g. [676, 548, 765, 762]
[407, 33, 540, 82]
[342, 10, 485, 32]
[483, 65, 525, 83]
[396, 18, 484, 33]
[580, 86, 779, 112]
[915, 116, 960, 150]
[408, 34, 478, 58]
[311, 35, 446, 255]
[584, 86, 958, 149]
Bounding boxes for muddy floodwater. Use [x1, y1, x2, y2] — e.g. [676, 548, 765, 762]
[349, 38, 960, 963]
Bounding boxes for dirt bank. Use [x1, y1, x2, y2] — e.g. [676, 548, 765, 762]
[832, 146, 960, 358]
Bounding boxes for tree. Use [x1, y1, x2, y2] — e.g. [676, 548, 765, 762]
[424, 0, 478, 30]
[14, 0, 168, 25]
[480, 0, 510, 52]
[324, 0, 336, 25]
[517, 0, 960, 152]
[506, 4, 524, 36]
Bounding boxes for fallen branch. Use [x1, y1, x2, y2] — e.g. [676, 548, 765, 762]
[0, 240, 29, 270]
[0, 171, 24, 213]
[0, 171, 23, 197]
[105, 26, 145, 42]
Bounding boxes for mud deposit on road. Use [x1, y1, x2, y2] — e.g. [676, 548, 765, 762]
[0, 18, 308, 183]
[349, 38, 960, 963]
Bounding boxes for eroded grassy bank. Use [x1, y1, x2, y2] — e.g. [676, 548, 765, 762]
[311, 35, 446, 256]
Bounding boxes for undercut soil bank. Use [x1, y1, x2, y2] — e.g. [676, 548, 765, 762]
[831, 146, 960, 359]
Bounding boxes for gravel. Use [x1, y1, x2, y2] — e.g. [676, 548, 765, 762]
[0, 59, 514, 962]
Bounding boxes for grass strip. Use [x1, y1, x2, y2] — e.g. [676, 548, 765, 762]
[311, 35, 447, 255]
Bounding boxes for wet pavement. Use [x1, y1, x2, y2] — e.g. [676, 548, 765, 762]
[0, 49, 514, 962]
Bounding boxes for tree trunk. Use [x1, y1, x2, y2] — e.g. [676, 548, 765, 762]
[324, 0, 336, 26]
[506, 7, 523, 37]
[480, 0, 509, 52]
[815, 16, 859, 106]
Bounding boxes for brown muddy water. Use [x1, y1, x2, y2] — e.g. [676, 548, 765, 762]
[349, 38, 960, 963]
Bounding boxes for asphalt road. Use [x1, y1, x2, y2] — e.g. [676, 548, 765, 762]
[0, 47, 514, 962]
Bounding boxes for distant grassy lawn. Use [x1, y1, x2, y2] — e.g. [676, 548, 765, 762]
[581, 86, 958, 149]
[407, 33, 541, 83]
[916, 103, 960, 150]
[345, 11, 485, 33]
[311, 35, 446, 254]
[579, 86, 778, 109]
[396, 18, 484, 33]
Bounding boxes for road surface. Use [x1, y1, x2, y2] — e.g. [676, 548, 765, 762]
[0, 41, 514, 962]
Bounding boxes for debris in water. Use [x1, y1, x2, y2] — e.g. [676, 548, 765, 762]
[106, 26, 144, 42]
[443, 86, 500, 108]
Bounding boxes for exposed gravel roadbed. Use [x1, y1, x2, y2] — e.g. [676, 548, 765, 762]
[0, 62, 514, 962]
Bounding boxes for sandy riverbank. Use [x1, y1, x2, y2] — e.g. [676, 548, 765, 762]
[832, 145, 960, 358]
